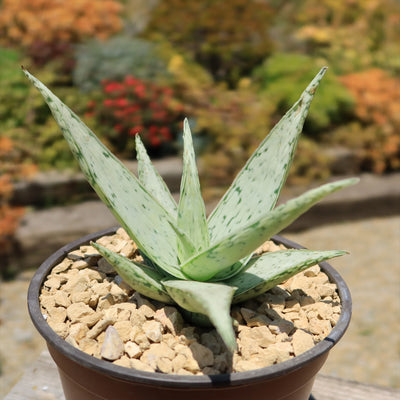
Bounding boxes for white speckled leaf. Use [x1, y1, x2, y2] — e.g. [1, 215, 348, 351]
[91, 242, 174, 303]
[207, 68, 327, 245]
[24, 70, 184, 279]
[135, 135, 178, 219]
[162, 280, 237, 352]
[209, 253, 253, 282]
[226, 249, 347, 304]
[181, 178, 359, 281]
[177, 119, 209, 258]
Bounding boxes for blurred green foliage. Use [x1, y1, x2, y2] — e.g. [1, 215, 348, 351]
[144, 0, 275, 87]
[73, 37, 170, 92]
[0, 50, 98, 170]
[253, 53, 354, 135]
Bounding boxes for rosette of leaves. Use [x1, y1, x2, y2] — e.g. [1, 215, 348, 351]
[24, 68, 358, 352]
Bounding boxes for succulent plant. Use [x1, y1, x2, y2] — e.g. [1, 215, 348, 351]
[24, 67, 358, 353]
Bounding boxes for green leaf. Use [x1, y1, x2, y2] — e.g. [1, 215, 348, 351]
[207, 68, 328, 245]
[162, 280, 237, 352]
[91, 242, 174, 303]
[23, 69, 185, 279]
[135, 135, 178, 220]
[226, 249, 347, 304]
[177, 119, 209, 258]
[209, 253, 253, 282]
[181, 178, 359, 281]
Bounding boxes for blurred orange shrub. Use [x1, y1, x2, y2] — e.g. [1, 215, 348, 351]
[335, 69, 400, 173]
[0, 137, 37, 266]
[0, 0, 122, 65]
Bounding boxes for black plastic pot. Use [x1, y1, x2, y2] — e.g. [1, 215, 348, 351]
[28, 227, 352, 400]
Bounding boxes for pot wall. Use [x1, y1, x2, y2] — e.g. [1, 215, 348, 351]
[49, 343, 328, 400]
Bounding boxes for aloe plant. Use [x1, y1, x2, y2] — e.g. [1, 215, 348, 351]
[24, 67, 358, 353]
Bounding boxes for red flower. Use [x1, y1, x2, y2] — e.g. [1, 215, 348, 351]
[159, 126, 172, 140]
[150, 136, 161, 147]
[129, 126, 143, 136]
[104, 82, 123, 94]
[149, 125, 158, 135]
[103, 99, 114, 107]
[114, 124, 123, 133]
[115, 98, 128, 107]
[125, 76, 137, 86]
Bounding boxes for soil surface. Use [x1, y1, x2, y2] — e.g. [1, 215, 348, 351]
[0, 215, 399, 397]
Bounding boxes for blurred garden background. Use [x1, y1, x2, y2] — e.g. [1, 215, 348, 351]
[0, 0, 399, 396]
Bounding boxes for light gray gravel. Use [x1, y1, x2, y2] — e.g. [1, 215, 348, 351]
[0, 216, 399, 398]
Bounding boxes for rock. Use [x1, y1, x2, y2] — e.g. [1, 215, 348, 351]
[52, 258, 73, 273]
[176, 368, 193, 375]
[113, 320, 132, 342]
[71, 260, 89, 270]
[130, 309, 147, 327]
[200, 332, 221, 354]
[97, 294, 115, 311]
[214, 353, 231, 373]
[70, 290, 92, 304]
[154, 307, 184, 335]
[149, 342, 176, 360]
[172, 353, 187, 373]
[46, 306, 67, 323]
[156, 357, 173, 374]
[120, 241, 137, 258]
[142, 320, 163, 343]
[292, 329, 315, 356]
[137, 304, 156, 319]
[66, 302, 102, 326]
[97, 257, 115, 274]
[116, 227, 131, 240]
[54, 291, 70, 308]
[134, 333, 151, 350]
[44, 276, 61, 290]
[189, 342, 214, 368]
[113, 355, 131, 368]
[270, 341, 293, 363]
[40, 294, 56, 310]
[87, 318, 114, 339]
[240, 308, 271, 327]
[69, 322, 89, 341]
[47, 321, 68, 338]
[80, 338, 99, 356]
[304, 265, 320, 277]
[124, 341, 142, 359]
[110, 283, 129, 302]
[63, 275, 90, 294]
[245, 325, 275, 348]
[317, 283, 337, 298]
[101, 326, 125, 361]
[91, 282, 112, 297]
[238, 335, 262, 360]
[269, 318, 294, 335]
[130, 358, 155, 372]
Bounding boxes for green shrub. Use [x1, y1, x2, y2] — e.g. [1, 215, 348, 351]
[0, 61, 98, 170]
[253, 53, 354, 135]
[73, 36, 170, 92]
[144, 0, 275, 87]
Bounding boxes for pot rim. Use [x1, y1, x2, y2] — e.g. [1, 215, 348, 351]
[28, 226, 352, 388]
